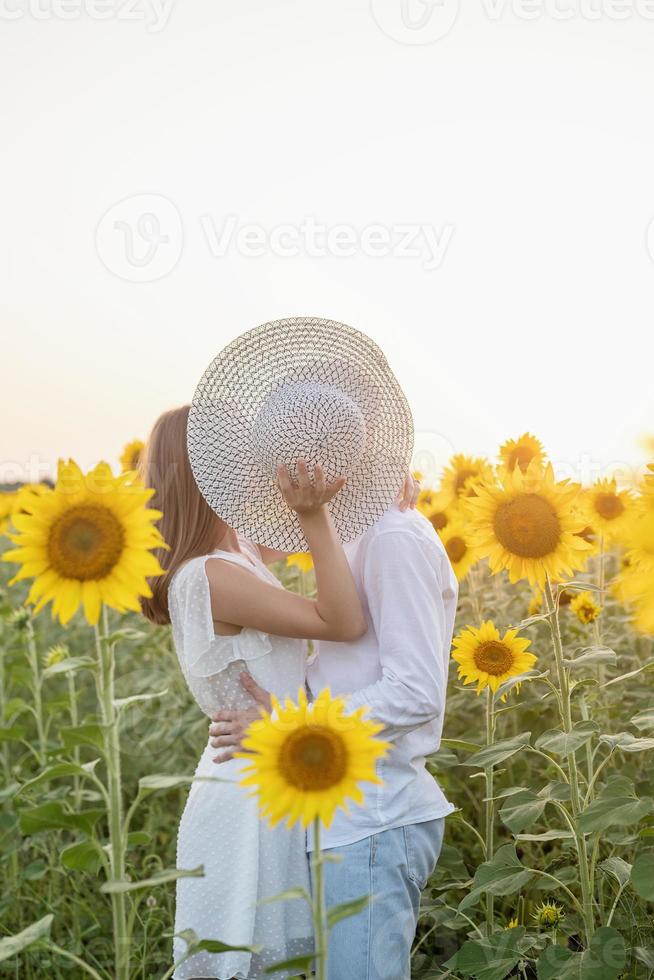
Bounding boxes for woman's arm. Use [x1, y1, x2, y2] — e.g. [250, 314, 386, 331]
[206, 461, 367, 643]
[256, 545, 290, 565]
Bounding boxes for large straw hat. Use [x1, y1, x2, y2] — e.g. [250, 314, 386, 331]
[187, 316, 414, 552]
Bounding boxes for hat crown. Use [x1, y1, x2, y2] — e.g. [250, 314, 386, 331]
[252, 381, 367, 482]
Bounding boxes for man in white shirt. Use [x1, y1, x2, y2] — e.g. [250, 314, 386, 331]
[211, 504, 458, 980]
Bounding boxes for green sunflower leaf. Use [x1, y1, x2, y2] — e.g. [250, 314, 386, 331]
[631, 707, 654, 731]
[0, 915, 53, 963]
[536, 926, 625, 979]
[535, 720, 598, 756]
[500, 790, 548, 834]
[462, 733, 531, 769]
[578, 776, 654, 834]
[458, 845, 533, 912]
[630, 851, 654, 900]
[446, 926, 528, 980]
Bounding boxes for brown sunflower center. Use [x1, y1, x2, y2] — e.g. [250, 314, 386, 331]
[493, 493, 561, 558]
[473, 640, 515, 676]
[576, 601, 596, 623]
[594, 492, 624, 521]
[47, 504, 125, 581]
[278, 725, 348, 791]
[429, 511, 448, 532]
[446, 536, 467, 563]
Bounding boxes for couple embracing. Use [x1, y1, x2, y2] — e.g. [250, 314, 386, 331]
[140, 317, 458, 980]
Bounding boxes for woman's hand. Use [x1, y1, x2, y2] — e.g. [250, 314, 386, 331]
[209, 673, 272, 764]
[396, 472, 420, 512]
[277, 460, 346, 516]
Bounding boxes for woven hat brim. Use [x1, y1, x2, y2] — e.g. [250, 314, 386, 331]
[187, 317, 414, 552]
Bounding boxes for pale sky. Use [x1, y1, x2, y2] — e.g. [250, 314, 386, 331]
[2, 0, 653, 488]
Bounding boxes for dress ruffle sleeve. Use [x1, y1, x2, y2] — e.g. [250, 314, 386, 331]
[169, 555, 273, 679]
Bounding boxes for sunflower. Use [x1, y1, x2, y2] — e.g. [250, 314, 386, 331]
[438, 517, 480, 581]
[286, 552, 314, 574]
[418, 488, 456, 535]
[0, 484, 50, 537]
[464, 460, 592, 587]
[532, 900, 565, 929]
[0, 491, 17, 536]
[527, 589, 542, 616]
[633, 586, 654, 635]
[451, 620, 537, 695]
[119, 439, 145, 474]
[583, 478, 634, 540]
[498, 432, 546, 474]
[440, 454, 496, 504]
[619, 486, 654, 573]
[614, 566, 654, 635]
[3, 460, 166, 625]
[570, 591, 601, 625]
[416, 487, 438, 513]
[237, 687, 390, 829]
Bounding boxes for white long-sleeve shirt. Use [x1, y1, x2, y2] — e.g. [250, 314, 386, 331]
[306, 505, 458, 850]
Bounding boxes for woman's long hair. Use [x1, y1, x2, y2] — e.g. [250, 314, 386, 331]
[139, 405, 222, 625]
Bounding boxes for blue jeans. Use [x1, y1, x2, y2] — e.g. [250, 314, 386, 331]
[320, 818, 445, 980]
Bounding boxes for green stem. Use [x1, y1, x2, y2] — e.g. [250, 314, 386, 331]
[588, 832, 603, 906]
[529, 869, 586, 920]
[0, 624, 8, 777]
[583, 748, 614, 807]
[524, 746, 569, 784]
[578, 697, 595, 800]
[453, 813, 487, 857]
[45, 943, 107, 980]
[605, 881, 627, 928]
[24, 616, 46, 765]
[597, 535, 606, 603]
[547, 798, 580, 839]
[595, 539, 608, 693]
[66, 670, 83, 810]
[543, 576, 595, 944]
[311, 818, 328, 980]
[484, 688, 495, 930]
[94, 609, 129, 980]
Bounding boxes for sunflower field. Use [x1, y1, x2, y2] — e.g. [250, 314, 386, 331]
[1, 434, 653, 979]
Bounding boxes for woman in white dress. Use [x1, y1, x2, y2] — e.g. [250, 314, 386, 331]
[140, 405, 368, 980]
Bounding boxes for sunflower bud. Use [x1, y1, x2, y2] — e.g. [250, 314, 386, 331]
[533, 900, 565, 929]
[43, 644, 70, 668]
[8, 607, 30, 631]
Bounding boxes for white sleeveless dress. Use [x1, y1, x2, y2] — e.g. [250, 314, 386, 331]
[169, 540, 314, 979]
